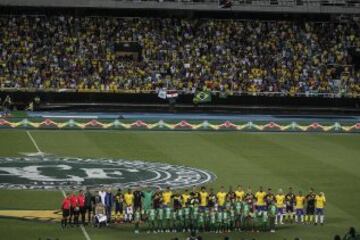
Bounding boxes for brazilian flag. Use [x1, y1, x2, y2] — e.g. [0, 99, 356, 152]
[193, 91, 212, 104]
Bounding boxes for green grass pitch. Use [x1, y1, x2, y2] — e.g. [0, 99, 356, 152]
[0, 130, 359, 240]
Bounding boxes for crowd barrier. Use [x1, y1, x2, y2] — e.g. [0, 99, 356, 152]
[1, 91, 359, 108]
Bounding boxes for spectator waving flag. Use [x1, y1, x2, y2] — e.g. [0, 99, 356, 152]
[158, 89, 178, 100]
[166, 90, 178, 99]
[158, 88, 167, 99]
[193, 91, 212, 104]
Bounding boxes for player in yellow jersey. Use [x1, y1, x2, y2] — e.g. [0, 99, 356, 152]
[275, 189, 285, 225]
[216, 186, 227, 210]
[199, 186, 209, 211]
[255, 186, 267, 213]
[315, 192, 326, 225]
[181, 189, 191, 207]
[235, 185, 245, 201]
[295, 191, 305, 223]
[124, 188, 134, 222]
[162, 186, 173, 207]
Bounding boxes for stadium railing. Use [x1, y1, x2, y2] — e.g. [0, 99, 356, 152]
[0, 88, 358, 99]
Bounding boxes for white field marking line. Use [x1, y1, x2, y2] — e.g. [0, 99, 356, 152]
[60, 188, 66, 198]
[26, 131, 91, 240]
[80, 224, 92, 240]
[26, 130, 43, 155]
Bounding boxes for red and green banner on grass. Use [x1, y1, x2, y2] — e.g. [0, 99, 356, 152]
[0, 118, 359, 132]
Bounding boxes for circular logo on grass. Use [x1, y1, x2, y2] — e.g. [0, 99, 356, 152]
[0, 157, 216, 190]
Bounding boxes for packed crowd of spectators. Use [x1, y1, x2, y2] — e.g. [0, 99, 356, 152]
[0, 15, 360, 96]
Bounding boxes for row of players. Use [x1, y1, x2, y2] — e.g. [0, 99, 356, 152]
[60, 185, 326, 232]
[134, 200, 280, 233]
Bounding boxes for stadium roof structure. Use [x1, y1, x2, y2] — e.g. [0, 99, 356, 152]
[0, 0, 360, 14]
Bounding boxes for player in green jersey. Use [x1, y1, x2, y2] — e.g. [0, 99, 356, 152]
[134, 210, 141, 234]
[225, 200, 232, 210]
[223, 209, 230, 232]
[254, 211, 263, 232]
[197, 212, 205, 232]
[234, 199, 242, 231]
[176, 208, 184, 232]
[242, 202, 253, 231]
[209, 208, 216, 232]
[191, 204, 199, 232]
[157, 208, 164, 232]
[204, 208, 210, 231]
[142, 189, 153, 214]
[216, 209, 223, 233]
[171, 209, 177, 232]
[183, 204, 191, 232]
[146, 208, 157, 233]
[229, 207, 236, 232]
[261, 210, 269, 232]
[164, 207, 172, 232]
[268, 201, 277, 233]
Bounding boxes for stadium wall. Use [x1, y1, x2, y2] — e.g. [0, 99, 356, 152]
[1, 91, 359, 114]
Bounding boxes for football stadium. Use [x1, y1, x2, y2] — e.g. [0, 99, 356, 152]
[0, 0, 360, 240]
